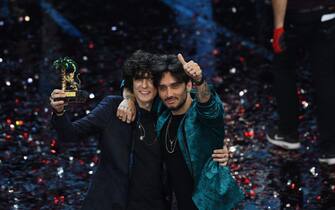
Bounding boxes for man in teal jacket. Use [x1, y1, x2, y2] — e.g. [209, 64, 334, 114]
[152, 53, 244, 210]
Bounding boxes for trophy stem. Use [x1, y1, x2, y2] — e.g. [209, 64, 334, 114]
[61, 69, 66, 91]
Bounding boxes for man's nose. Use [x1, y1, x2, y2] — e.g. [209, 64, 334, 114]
[141, 79, 148, 88]
[166, 87, 173, 97]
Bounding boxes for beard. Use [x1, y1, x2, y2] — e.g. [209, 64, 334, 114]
[164, 92, 188, 112]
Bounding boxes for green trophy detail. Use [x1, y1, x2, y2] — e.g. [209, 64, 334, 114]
[53, 57, 88, 103]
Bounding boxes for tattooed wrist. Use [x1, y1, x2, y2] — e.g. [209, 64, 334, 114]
[196, 81, 211, 103]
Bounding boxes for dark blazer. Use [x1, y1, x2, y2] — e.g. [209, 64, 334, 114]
[52, 96, 133, 210]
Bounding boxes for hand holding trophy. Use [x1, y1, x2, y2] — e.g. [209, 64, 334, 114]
[50, 57, 88, 115]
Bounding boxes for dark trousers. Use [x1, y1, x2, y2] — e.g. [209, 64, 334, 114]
[272, 9, 335, 154]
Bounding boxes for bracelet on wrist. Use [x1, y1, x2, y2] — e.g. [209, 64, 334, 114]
[192, 77, 205, 86]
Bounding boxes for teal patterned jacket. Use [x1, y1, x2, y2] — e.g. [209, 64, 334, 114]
[155, 90, 244, 210]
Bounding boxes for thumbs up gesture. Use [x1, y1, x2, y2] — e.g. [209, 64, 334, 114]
[177, 53, 203, 84]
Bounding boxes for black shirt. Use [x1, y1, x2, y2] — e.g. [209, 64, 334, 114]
[287, 0, 335, 12]
[127, 108, 167, 210]
[161, 114, 198, 210]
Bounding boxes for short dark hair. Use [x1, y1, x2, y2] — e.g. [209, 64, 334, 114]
[151, 54, 190, 87]
[122, 50, 154, 91]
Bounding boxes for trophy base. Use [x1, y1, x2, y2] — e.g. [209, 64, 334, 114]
[64, 90, 89, 103]
[65, 91, 77, 97]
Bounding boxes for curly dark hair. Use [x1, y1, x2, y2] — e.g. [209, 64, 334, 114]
[122, 50, 155, 91]
[151, 54, 190, 87]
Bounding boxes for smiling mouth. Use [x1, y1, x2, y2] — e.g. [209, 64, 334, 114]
[165, 98, 177, 104]
[139, 91, 151, 95]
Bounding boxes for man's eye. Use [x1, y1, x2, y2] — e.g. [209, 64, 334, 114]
[158, 86, 166, 91]
[171, 83, 181, 89]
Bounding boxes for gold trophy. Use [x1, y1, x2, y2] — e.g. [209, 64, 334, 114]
[53, 57, 88, 104]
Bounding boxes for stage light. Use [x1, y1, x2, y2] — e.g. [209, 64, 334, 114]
[27, 78, 33, 83]
[229, 67, 236, 74]
[232, 7, 237, 13]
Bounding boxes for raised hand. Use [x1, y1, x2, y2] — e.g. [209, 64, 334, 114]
[177, 53, 203, 84]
